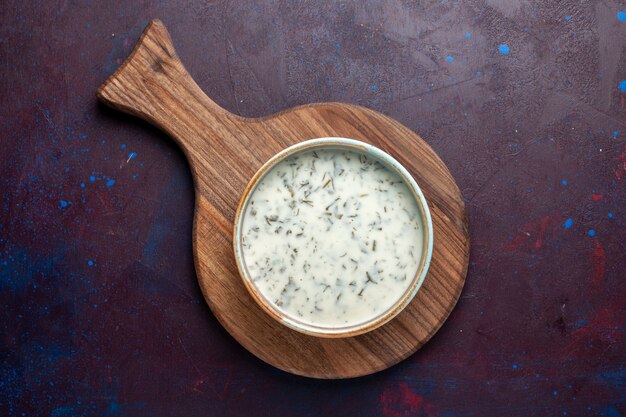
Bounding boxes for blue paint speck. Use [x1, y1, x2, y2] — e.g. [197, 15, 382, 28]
[371, 85, 377, 91]
[562, 180, 567, 185]
[109, 401, 120, 413]
[613, 131, 619, 137]
[619, 80, 626, 92]
[128, 152, 137, 160]
[564, 218, 573, 229]
[498, 44, 510, 55]
[565, 15, 571, 21]
[121, 144, 126, 149]
[574, 319, 589, 329]
[618, 10, 626, 21]
[80, 182, 85, 188]
[87, 260, 93, 266]
[553, 390, 558, 397]
[446, 55, 454, 62]
[476, 70, 482, 77]
[465, 32, 471, 39]
[80, 133, 88, 139]
[89, 175, 96, 182]
[106, 179, 116, 187]
[59, 200, 69, 208]
[512, 363, 518, 369]
[606, 405, 621, 417]
[608, 212, 614, 218]
[588, 229, 596, 237]
[51, 406, 78, 417]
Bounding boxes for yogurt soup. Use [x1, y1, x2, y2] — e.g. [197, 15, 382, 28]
[237, 143, 427, 333]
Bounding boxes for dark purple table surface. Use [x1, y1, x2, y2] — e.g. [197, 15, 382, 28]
[1, 1, 625, 416]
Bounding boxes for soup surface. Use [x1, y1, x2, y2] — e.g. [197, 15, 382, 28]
[239, 147, 425, 329]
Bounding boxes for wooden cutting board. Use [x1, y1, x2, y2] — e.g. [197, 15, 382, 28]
[97, 19, 469, 379]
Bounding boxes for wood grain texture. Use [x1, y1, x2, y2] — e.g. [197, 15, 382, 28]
[97, 19, 469, 378]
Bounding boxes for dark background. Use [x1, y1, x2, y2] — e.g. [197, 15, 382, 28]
[1, 1, 625, 416]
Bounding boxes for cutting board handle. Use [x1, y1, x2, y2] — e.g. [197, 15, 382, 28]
[97, 19, 239, 158]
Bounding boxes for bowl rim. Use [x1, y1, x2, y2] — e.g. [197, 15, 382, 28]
[232, 137, 434, 338]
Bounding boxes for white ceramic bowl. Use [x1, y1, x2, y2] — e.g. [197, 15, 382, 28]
[233, 138, 433, 338]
